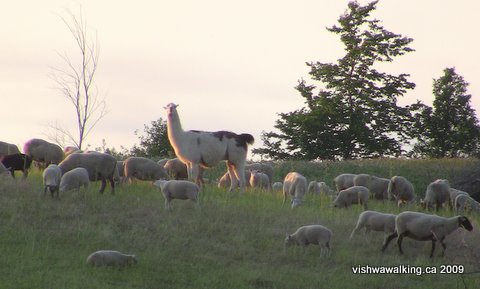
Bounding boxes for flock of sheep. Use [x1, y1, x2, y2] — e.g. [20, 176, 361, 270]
[1, 103, 478, 266]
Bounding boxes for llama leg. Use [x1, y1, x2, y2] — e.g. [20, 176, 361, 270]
[226, 161, 238, 192]
[233, 160, 247, 192]
[191, 163, 200, 185]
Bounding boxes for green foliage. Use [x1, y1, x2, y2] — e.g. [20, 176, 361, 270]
[131, 117, 173, 159]
[255, 1, 415, 160]
[411, 67, 480, 158]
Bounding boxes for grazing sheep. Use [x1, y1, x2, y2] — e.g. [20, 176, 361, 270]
[217, 170, 251, 189]
[23, 138, 64, 165]
[59, 167, 90, 193]
[249, 170, 270, 190]
[449, 188, 469, 209]
[332, 186, 370, 210]
[381, 211, 473, 258]
[86, 250, 137, 267]
[272, 182, 283, 192]
[0, 153, 32, 178]
[308, 181, 334, 195]
[124, 157, 168, 182]
[350, 210, 396, 245]
[282, 172, 307, 208]
[284, 225, 332, 257]
[455, 194, 480, 214]
[153, 179, 200, 210]
[354, 174, 390, 200]
[387, 176, 416, 206]
[58, 152, 118, 194]
[164, 103, 254, 191]
[0, 162, 12, 178]
[43, 164, 62, 198]
[246, 162, 274, 189]
[334, 173, 356, 192]
[0, 141, 20, 157]
[422, 179, 451, 211]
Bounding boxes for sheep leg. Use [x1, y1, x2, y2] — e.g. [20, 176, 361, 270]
[397, 233, 405, 255]
[99, 178, 106, 193]
[381, 231, 398, 252]
[109, 177, 115, 194]
[439, 239, 446, 257]
[429, 240, 436, 258]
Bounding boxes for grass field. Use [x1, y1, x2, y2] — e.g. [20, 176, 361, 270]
[1, 158, 480, 289]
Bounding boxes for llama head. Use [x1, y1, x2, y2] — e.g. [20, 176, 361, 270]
[164, 103, 179, 116]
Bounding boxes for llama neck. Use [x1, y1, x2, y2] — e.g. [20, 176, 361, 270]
[167, 108, 185, 147]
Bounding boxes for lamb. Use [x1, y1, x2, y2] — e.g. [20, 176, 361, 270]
[59, 167, 90, 193]
[332, 186, 370, 210]
[308, 181, 334, 195]
[23, 138, 64, 166]
[284, 225, 332, 257]
[282, 172, 307, 208]
[153, 179, 200, 210]
[334, 173, 356, 192]
[245, 162, 274, 189]
[217, 170, 251, 189]
[350, 210, 396, 245]
[381, 211, 473, 258]
[455, 194, 480, 214]
[353, 174, 390, 200]
[43, 164, 62, 198]
[387, 176, 416, 206]
[0, 141, 20, 157]
[86, 250, 137, 267]
[164, 103, 254, 191]
[249, 170, 270, 190]
[123, 157, 168, 182]
[421, 179, 451, 211]
[0, 153, 32, 178]
[58, 152, 118, 194]
[272, 182, 283, 192]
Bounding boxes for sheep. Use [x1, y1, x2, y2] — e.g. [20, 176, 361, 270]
[0, 141, 20, 157]
[333, 173, 356, 192]
[455, 194, 480, 214]
[0, 162, 12, 178]
[153, 179, 200, 210]
[217, 170, 251, 189]
[0, 153, 32, 178]
[63, 146, 80, 156]
[387, 176, 416, 207]
[246, 162, 274, 189]
[164, 103, 254, 192]
[282, 172, 307, 208]
[332, 186, 370, 210]
[308, 181, 334, 195]
[123, 157, 168, 182]
[86, 250, 137, 267]
[350, 210, 396, 245]
[43, 164, 62, 198]
[157, 158, 169, 167]
[23, 138, 64, 166]
[272, 182, 283, 192]
[284, 225, 332, 257]
[249, 170, 270, 190]
[59, 167, 90, 193]
[353, 174, 390, 200]
[381, 211, 473, 258]
[421, 179, 451, 211]
[58, 152, 118, 194]
[163, 157, 205, 183]
[449, 188, 469, 209]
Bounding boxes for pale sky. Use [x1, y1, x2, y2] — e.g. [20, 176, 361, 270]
[2, 0, 479, 157]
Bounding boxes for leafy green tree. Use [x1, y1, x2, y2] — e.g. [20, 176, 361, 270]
[411, 68, 480, 157]
[254, 1, 415, 160]
[130, 117, 174, 158]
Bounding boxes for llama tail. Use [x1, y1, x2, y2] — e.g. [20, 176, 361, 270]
[240, 134, 255, 145]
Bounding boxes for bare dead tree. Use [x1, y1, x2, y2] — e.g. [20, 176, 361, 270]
[49, 8, 107, 150]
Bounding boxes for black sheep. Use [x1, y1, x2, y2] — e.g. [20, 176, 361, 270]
[0, 153, 32, 178]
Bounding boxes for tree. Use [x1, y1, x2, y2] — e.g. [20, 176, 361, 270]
[130, 117, 173, 158]
[411, 68, 480, 157]
[254, 1, 415, 160]
[49, 9, 106, 150]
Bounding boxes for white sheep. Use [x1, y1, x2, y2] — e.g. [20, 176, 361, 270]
[246, 162, 274, 189]
[59, 167, 90, 193]
[42, 164, 62, 198]
[282, 172, 307, 208]
[350, 210, 396, 245]
[422, 179, 450, 211]
[272, 182, 283, 192]
[124, 157, 168, 182]
[23, 138, 64, 165]
[449, 188, 469, 209]
[284, 225, 332, 257]
[381, 211, 473, 258]
[86, 250, 137, 267]
[387, 175, 416, 206]
[308, 181, 334, 195]
[153, 179, 200, 210]
[455, 194, 480, 214]
[0, 162, 12, 178]
[164, 103, 254, 192]
[353, 174, 390, 200]
[334, 173, 356, 192]
[249, 170, 270, 190]
[332, 186, 370, 210]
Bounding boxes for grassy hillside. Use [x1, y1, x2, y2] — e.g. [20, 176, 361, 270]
[1, 158, 480, 289]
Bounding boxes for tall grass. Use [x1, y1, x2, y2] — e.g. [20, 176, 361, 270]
[1, 158, 479, 289]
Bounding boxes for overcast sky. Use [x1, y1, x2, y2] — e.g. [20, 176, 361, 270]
[2, 0, 479, 157]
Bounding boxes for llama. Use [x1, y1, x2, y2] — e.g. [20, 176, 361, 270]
[164, 103, 254, 191]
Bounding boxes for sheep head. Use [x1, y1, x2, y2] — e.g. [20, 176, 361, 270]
[458, 216, 473, 231]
